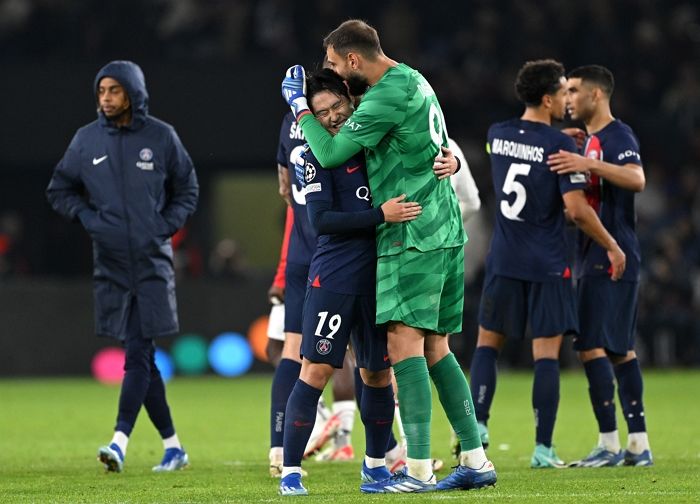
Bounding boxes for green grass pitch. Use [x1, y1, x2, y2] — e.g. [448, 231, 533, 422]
[1, 371, 699, 503]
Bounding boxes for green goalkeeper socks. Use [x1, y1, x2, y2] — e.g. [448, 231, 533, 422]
[393, 356, 432, 460]
[429, 352, 482, 451]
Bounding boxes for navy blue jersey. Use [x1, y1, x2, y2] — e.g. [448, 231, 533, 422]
[276, 112, 316, 266]
[576, 119, 642, 282]
[485, 118, 586, 282]
[303, 150, 377, 296]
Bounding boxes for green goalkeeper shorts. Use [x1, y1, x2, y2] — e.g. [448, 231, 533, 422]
[376, 246, 464, 334]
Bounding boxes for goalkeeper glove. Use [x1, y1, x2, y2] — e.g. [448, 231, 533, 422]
[281, 65, 310, 120]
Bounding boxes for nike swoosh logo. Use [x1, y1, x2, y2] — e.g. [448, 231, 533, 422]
[346, 165, 360, 174]
[93, 155, 108, 165]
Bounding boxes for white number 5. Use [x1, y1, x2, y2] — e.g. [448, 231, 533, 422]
[500, 162, 531, 221]
[315, 311, 342, 339]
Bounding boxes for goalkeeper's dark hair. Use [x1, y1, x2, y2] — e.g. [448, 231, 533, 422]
[568, 65, 615, 98]
[306, 68, 350, 113]
[514, 59, 566, 107]
[323, 19, 382, 60]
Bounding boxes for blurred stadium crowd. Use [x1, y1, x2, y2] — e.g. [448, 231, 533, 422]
[0, 0, 698, 365]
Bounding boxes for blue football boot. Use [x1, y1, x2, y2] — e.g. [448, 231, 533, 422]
[279, 473, 308, 496]
[152, 447, 189, 472]
[360, 461, 392, 483]
[361, 467, 436, 493]
[569, 446, 624, 468]
[98, 443, 124, 473]
[436, 460, 497, 490]
[623, 449, 653, 466]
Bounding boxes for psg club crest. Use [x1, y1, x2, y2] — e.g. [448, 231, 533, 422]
[139, 148, 154, 161]
[305, 163, 317, 183]
[316, 338, 332, 355]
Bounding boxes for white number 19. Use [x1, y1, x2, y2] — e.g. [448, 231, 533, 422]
[315, 311, 342, 339]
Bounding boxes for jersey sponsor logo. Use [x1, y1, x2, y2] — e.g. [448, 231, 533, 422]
[316, 338, 332, 355]
[92, 155, 108, 165]
[569, 173, 586, 183]
[618, 149, 641, 162]
[346, 165, 361, 174]
[136, 161, 154, 170]
[139, 148, 153, 161]
[344, 119, 362, 131]
[491, 138, 544, 162]
[356, 186, 370, 201]
[304, 162, 317, 183]
[306, 182, 321, 193]
[289, 122, 305, 140]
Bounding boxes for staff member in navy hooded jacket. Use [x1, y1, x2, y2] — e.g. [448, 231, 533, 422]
[46, 61, 198, 473]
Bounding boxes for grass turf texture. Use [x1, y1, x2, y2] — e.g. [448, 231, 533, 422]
[1, 371, 698, 503]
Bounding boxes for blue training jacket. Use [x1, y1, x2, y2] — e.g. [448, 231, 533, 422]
[46, 61, 199, 340]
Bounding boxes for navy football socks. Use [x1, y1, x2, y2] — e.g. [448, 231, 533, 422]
[614, 359, 647, 433]
[469, 346, 499, 424]
[270, 358, 302, 449]
[533, 358, 559, 447]
[584, 357, 618, 433]
[354, 366, 398, 453]
[360, 383, 395, 459]
[283, 379, 323, 468]
[143, 368, 175, 439]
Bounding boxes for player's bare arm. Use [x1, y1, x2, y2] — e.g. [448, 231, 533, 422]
[548, 151, 645, 192]
[432, 145, 459, 180]
[277, 163, 291, 206]
[562, 189, 626, 280]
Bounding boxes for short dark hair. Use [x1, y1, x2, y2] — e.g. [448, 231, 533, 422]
[514, 59, 566, 107]
[306, 68, 350, 112]
[568, 65, 615, 97]
[323, 19, 382, 59]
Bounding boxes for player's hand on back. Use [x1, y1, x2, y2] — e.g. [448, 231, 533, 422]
[607, 244, 626, 281]
[281, 65, 310, 119]
[381, 194, 422, 223]
[562, 128, 587, 150]
[433, 145, 458, 180]
[548, 150, 589, 174]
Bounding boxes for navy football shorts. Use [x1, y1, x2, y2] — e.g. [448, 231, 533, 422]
[573, 276, 639, 356]
[284, 262, 309, 334]
[301, 285, 389, 371]
[478, 273, 579, 339]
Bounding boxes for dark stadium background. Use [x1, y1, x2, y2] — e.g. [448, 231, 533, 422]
[0, 1, 698, 374]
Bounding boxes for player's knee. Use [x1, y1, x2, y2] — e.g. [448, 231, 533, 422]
[578, 348, 607, 363]
[300, 361, 333, 389]
[360, 368, 392, 388]
[610, 350, 636, 366]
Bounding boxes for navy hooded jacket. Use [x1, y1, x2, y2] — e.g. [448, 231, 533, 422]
[46, 61, 199, 340]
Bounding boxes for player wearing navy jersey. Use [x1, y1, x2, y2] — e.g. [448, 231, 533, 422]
[269, 112, 360, 476]
[548, 65, 652, 467]
[278, 69, 423, 496]
[470, 60, 626, 468]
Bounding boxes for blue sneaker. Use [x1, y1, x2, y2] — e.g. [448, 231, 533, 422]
[436, 461, 496, 490]
[531, 444, 567, 468]
[279, 473, 308, 496]
[98, 443, 124, 473]
[361, 467, 436, 493]
[623, 449, 653, 466]
[569, 446, 624, 468]
[152, 447, 189, 472]
[360, 461, 391, 483]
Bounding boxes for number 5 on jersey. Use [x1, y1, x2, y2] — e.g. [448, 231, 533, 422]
[500, 162, 531, 221]
[315, 311, 342, 339]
